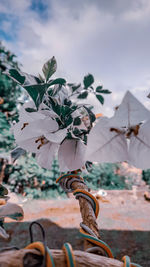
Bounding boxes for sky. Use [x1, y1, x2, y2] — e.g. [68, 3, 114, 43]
[0, 0, 150, 116]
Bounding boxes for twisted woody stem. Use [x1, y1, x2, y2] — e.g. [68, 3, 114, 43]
[57, 171, 101, 252]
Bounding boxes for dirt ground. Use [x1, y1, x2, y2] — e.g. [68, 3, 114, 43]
[1, 188, 150, 266]
[21, 188, 150, 231]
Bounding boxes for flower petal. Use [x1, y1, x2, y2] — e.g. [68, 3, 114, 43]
[13, 118, 58, 142]
[17, 137, 42, 153]
[58, 139, 86, 171]
[129, 120, 150, 169]
[13, 121, 41, 142]
[19, 101, 45, 121]
[109, 91, 150, 128]
[86, 117, 128, 163]
[45, 128, 67, 143]
[36, 142, 59, 169]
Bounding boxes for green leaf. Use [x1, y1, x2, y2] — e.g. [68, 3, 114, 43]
[4, 69, 41, 86]
[11, 147, 26, 162]
[49, 97, 61, 115]
[73, 117, 81, 126]
[25, 108, 37, 112]
[73, 127, 81, 136]
[47, 89, 53, 96]
[38, 73, 45, 82]
[100, 89, 111, 94]
[66, 132, 73, 139]
[8, 69, 25, 84]
[65, 115, 73, 126]
[24, 84, 48, 107]
[61, 105, 72, 116]
[49, 78, 66, 86]
[83, 135, 88, 145]
[96, 86, 103, 92]
[96, 88, 111, 94]
[67, 83, 74, 86]
[96, 94, 104, 104]
[42, 56, 57, 82]
[23, 85, 38, 104]
[83, 74, 94, 89]
[71, 84, 81, 92]
[77, 91, 88, 99]
[83, 106, 96, 124]
[64, 99, 72, 106]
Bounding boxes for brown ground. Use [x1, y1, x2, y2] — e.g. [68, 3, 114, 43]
[20, 188, 150, 231]
[1, 188, 150, 266]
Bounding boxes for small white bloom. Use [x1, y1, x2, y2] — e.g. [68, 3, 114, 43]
[13, 101, 67, 169]
[58, 139, 86, 171]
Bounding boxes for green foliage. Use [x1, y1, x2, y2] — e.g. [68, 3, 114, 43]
[0, 42, 22, 155]
[0, 42, 21, 116]
[83, 74, 94, 89]
[5, 157, 131, 198]
[96, 94, 104, 104]
[42, 56, 57, 82]
[0, 43, 65, 199]
[5, 56, 111, 146]
[142, 169, 150, 186]
[95, 86, 111, 105]
[77, 91, 88, 99]
[1, 43, 123, 198]
[5, 59, 66, 108]
[7, 156, 64, 199]
[0, 112, 15, 153]
[82, 163, 132, 190]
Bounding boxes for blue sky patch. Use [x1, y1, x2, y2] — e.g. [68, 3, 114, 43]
[0, 13, 18, 42]
[30, 0, 49, 20]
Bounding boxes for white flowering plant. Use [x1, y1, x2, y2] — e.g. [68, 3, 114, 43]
[5, 57, 111, 172]
[5, 57, 150, 172]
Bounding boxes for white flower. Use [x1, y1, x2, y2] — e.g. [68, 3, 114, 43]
[86, 91, 150, 170]
[108, 91, 150, 128]
[13, 101, 66, 170]
[58, 139, 86, 172]
[13, 100, 86, 171]
[86, 117, 128, 163]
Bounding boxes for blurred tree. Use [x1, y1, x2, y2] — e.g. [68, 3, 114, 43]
[142, 169, 150, 187]
[0, 42, 21, 117]
[8, 156, 63, 199]
[0, 42, 22, 154]
[0, 42, 22, 182]
[83, 163, 132, 190]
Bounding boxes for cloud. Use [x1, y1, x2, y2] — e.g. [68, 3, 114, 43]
[1, 0, 150, 116]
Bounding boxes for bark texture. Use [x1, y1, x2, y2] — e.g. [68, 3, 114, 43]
[71, 181, 100, 239]
[0, 248, 124, 267]
[70, 178, 102, 251]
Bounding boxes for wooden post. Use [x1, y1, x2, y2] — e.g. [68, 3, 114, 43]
[0, 248, 124, 267]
